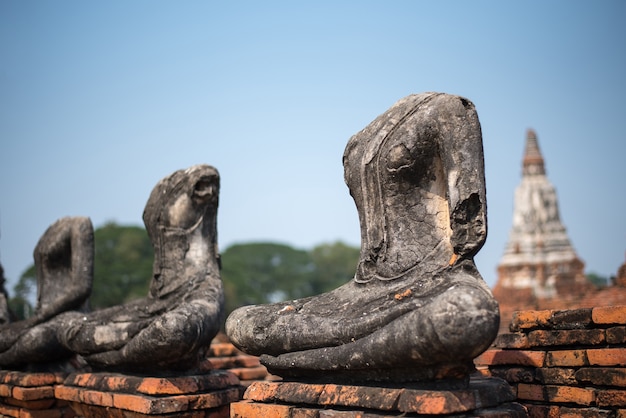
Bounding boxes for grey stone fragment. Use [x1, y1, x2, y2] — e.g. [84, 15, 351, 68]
[226, 93, 499, 382]
[58, 165, 224, 374]
[0, 216, 94, 369]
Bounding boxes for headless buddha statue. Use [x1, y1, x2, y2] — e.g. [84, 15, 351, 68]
[226, 93, 499, 382]
[59, 165, 224, 374]
[0, 217, 93, 370]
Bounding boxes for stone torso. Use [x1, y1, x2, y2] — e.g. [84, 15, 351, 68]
[344, 93, 454, 282]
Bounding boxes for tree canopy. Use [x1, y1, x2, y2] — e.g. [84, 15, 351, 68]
[9, 264, 36, 320]
[220, 241, 360, 315]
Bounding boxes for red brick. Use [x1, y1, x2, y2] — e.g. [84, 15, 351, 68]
[54, 386, 82, 404]
[588, 348, 626, 366]
[243, 381, 280, 402]
[510, 308, 594, 331]
[110, 387, 238, 413]
[576, 367, 626, 387]
[597, 389, 626, 407]
[560, 406, 614, 417]
[274, 381, 325, 405]
[593, 306, 626, 325]
[517, 384, 595, 406]
[208, 342, 239, 357]
[545, 350, 588, 367]
[397, 390, 469, 414]
[488, 367, 535, 383]
[230, 400, 292, 418]
[546, 385, 595, 406]
[536, 368, 576, 385]
[207, 358, 232, 369]
[607, 326, 626, 344]
[517, 384, 545, 402]
[81, 388, 115, 407]
[136, 376, 199, 395]
[63, 373, 94, 388]
[0, 402, 20, 417]
[3, 397, 56, 409]
[208, 355, 261, 369]
[112, 392, 190, 414]
[318, 384, 400, 411]
[104, 376, 132, 392]
[18, 408, 64, 418]
[478, 403, 531, 417]
[291, 408, 321, 418]
[0, 370, 12, 383]
[494, 333, 530, 349]
[525, 404, 560, 418]
[318, 411, 391, 417]
[68, 402, 118, 418]
[69, 401, 223, 418]
[0, 383, 11, 397]
[474, 349, 545, 367]
[549, 308, 593, 330]
[510, 310, 553, 331]
[77, 403, 152, 418]
[11, 386, 55, 401]
[231, 366, 268, 381]
[527, 329, 605, 347]
[0, 372, 62, 387]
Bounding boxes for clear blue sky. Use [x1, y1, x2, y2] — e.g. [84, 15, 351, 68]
[1, 1, 624, 291]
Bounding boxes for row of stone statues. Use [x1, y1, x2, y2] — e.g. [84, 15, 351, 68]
[0, 93, 500, 383]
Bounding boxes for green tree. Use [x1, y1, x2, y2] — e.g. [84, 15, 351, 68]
[91, 222, 153, 309]
[308, 241, 360, 294]
[220, 241, 360, 316]
[586, 272, 609, 288]
[7, 295, 33, 321]
[8, 264, 36, 320]
[221, 242, 315, 315]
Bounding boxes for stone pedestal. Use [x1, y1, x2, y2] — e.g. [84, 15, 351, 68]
[230, 375, 527, 417]
[0, 370, 75, 418]
[55, 370, 243, 418]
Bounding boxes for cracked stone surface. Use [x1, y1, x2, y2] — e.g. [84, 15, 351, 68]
[226, 93, 499, 382]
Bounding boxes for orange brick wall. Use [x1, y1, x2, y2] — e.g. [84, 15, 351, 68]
[476, 305, 626, 417]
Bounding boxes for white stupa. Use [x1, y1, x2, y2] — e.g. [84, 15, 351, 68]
[496, 129, 586, 299]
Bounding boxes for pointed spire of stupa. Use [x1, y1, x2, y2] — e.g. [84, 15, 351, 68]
[522, 129, 545, 176]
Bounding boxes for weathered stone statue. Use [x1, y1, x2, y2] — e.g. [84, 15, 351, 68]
[0, 217, 94, 369]
[59, 165, 224, 373]
[0, 262, 13, 326]
[227, 93, 499, 382]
